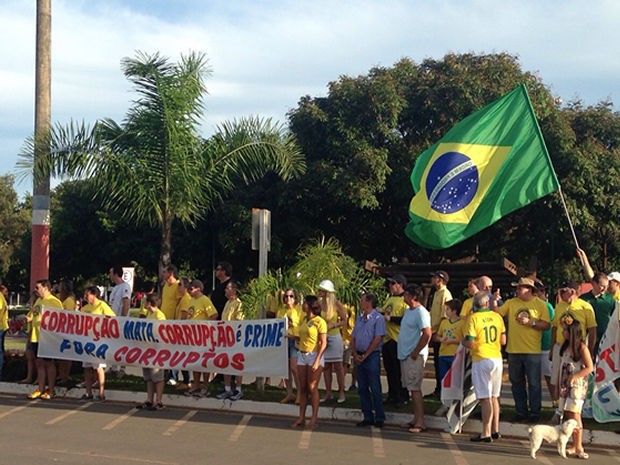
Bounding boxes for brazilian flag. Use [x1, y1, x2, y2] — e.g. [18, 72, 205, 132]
[405, 85, 559, 249]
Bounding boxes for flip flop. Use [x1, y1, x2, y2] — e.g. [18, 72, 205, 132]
[400, 420, 416, 429]
[408, 425, 427, 433]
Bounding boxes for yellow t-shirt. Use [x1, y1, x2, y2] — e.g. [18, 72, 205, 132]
[497, 296, 550, 354]
[552, 298, 597, 346]
[382, 294, 407, 342]
[437, 317, 464, 356]
[62, 296, 77, 311]
[161, 280, 179, 320]
[188, 294, 217, 320]
[430, 286, 453, 332]
[82, 299, 116, 317]
[461, 297, 474, 319]
[146, 308, 166, 321]
[464, 309, 506, 362]
[284, 304, 304, 337]
[0, 293, 8, 331]
[174, 292, 191, 320]
[298, 315, 327, 353]
[28, 294, 63, 342]
[221, 298, 244, 321]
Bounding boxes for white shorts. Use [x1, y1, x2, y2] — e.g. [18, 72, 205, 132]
[324, 334, 344, 363]
[297, 351, 325, 367]
[541, 350, 552, 378]
[471, 358, 503, 399]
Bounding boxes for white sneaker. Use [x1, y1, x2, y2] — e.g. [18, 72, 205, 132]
[166, 379, 177, 386]
[230, 390, 243, 401]
[216, 390, 233, 400]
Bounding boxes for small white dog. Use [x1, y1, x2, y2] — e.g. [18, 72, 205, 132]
[527, 418, 579, 459]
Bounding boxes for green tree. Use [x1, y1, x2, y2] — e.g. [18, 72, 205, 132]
[0, 175, 30, 278]
[19, 51, 305, 274]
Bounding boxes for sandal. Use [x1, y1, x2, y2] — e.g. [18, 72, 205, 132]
[408, 425, 427, 433]
[400, 420, 416, 429]
[135, 401, 153, 410]
[575, 450, 589, 460]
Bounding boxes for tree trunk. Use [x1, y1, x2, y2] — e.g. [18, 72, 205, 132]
[159, 215, 173, 278]
[30, 0, 52, 290]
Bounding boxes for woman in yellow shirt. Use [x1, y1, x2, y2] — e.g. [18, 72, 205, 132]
[57, 280, 77, 386]
[291, 295, 327, 430]
[279, 288, 304, 404]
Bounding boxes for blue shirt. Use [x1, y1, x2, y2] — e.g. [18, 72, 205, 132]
[397, 304, 431, 360]
[351, 309, 386, 352]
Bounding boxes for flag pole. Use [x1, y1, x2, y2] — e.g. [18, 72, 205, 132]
[556, 185, 583, 266]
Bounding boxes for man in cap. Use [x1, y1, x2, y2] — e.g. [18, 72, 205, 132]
[428, 270, 452, 398]
[381, 274, 409, 406]
[493, 277, 550, 422]
[608, 272, 620, 301]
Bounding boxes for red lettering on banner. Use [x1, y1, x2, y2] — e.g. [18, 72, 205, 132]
[183, 352, 200, 368]
[213, 353, 228, 369]
[66, 312, 76, 334]
[152, 349, 171, 367]
[201, 351, 216, 368]
[595, 345, 616, 382]
[181, 325, 195, 345]
[114, 346, 129, 361]
[170, 351, 186, 367]
[56, 311, 67, 333]
[231, 353, 245, 370]
[137, 348, 156, 365]
[125, 347, 142, 364]
[158, 325, 169, 343]
[84, 317, 94, 340]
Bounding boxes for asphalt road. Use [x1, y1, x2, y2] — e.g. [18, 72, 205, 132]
[0, 394, 617, 465]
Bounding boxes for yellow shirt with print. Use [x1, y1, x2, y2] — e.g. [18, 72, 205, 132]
[161, 280, 179, 319]
[28, 294, 64, 342]
[188, 294, 217, 320]
[222, 298, 244, 321]
[82, 299, 116, 317]
[553, 298, 596, 346]
[437, 317, 464, 356]
[298, 315, 327, 353]
[174, 292, 191, 320]
[0, 293, 8, 331]
[464, 309, 506, 362]
[430, 286, 453, 332]
[497, 296, 550, 354]
[382, 294, 407, 342]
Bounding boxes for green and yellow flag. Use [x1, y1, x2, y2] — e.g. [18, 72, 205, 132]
[405, 85, 559, 249]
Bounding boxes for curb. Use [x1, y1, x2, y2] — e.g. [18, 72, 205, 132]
[2, 382, 618, 448]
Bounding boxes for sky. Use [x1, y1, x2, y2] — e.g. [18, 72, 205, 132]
[2, 0, 619, 198]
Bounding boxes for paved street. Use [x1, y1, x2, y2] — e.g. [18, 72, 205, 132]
[1, 394, 617, 465]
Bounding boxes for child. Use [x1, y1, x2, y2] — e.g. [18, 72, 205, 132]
[558, 317, 593, 459]
[434, 298, 463, 416]
[136, 294, 167, 410]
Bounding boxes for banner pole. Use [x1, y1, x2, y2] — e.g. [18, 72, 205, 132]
[557, 185, 582, 255]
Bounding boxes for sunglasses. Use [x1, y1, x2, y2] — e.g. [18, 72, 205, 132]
[284, 294, 295, 299]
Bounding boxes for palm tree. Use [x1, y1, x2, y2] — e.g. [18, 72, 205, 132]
[19, 51, 305, 272]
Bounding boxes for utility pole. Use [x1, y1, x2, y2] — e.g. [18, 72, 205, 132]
[30, 0, 52, 290]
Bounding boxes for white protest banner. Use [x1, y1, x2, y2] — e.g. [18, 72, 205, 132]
[592, 303, 620, 423]
[38, 307, 288, 377]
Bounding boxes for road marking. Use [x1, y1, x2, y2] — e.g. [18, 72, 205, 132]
[298, 429, 312, 450]
[440, 432, 469, 465]
[229, 414, 252, 442]
[163, 409, 197, 436]
[44, 448, 180, 464]
[371, 426, 385, 458]
[0, 401, 38, 419]
[46, 402, 91, 425]
[102, 407, 138, 430]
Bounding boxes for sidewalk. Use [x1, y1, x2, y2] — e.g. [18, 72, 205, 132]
[1, 379, 617, 448]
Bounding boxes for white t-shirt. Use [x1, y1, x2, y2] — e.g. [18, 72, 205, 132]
[108, 281, 131, 316]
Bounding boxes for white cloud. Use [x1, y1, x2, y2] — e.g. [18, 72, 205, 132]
[3, 0, 620, 197]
